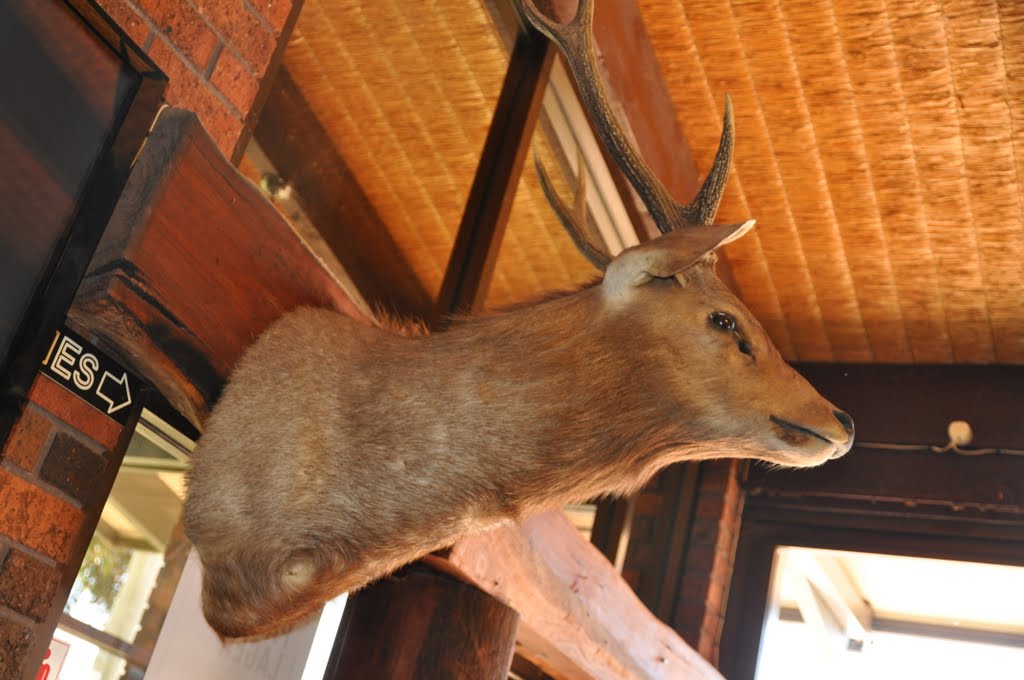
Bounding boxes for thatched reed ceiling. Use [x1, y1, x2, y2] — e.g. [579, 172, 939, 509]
[274, 0, 1023, 365]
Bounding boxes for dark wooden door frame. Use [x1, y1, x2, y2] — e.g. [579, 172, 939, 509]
[719, 363, 1024, 680]
[0, 0, 164, 443]
[720, 488, 1024, 680]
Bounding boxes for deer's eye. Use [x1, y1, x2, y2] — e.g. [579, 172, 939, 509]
[709, 311, 737, 332]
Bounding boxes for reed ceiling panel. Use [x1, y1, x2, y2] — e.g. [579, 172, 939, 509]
[637, 0, 1024, 364]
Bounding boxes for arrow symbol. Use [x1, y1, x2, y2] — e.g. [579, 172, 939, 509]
[96, 371, 132, 415]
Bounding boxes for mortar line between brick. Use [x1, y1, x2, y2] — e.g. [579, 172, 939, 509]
[1, 537, 59, 570]
[0, 461, 84, 512]
[30, 391, 120, 454]
[205, 41, 224, 79]
[0, 603, 35, 629]
[152, 32, 244, 118]
[240, 0, 276, 35]
[29, 425, 58, 482]
[118, 0, 158, 49]
[180, 0, 269, 76]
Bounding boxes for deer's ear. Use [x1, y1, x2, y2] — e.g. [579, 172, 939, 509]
[602, 220, 755, 298]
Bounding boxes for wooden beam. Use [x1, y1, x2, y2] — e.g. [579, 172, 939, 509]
[449, 511, 723, 680]
[71, 109, 713, 679]
[745, 446, 1024, 514]
[436, 27, 554, 317]
[70, 109, 367, 427]
[788, 550, 873, 644]
[795, 363, 1024, 450]
[254, 68, 434, 320]
[590, 494, 635, 573]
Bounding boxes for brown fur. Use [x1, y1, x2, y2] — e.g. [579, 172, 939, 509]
[184, 254, 853, 640]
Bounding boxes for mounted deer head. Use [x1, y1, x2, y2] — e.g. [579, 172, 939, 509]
[184, 0, 854, 640]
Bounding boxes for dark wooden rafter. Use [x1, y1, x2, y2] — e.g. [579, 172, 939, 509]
[436, 25, 555, 318]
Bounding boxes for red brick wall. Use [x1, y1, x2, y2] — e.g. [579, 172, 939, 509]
[0, 1, 303, 674]
[673, 459, 744, 666]
[0, 368, 136, 679]
[94, 0, 302, 161]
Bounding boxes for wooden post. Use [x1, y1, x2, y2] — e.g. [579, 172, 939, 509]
[330, 565, 518, 680]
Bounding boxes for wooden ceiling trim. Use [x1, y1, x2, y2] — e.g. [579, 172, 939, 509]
[381, 0, 538, 305]
[888, 0, 995, 363]
[426, 2, 561, 305]
[632, 0, 799, 360]
[438, 28, 554, 316]
[833, 0, 954, 363]
[281, 0, 612, 312]
[784, 0, 913, 363]
[945, 0, 1024, 363]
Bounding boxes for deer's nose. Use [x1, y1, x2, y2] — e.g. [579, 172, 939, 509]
[833, 410, 855, 437]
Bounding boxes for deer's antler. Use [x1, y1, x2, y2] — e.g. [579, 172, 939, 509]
[519, 0, 734, 232]
[535, 148, 612, 270]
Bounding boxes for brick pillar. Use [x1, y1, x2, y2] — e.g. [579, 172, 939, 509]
[0, 359, 141, 680]
[2, 1, 306, 673]
[93, 0, 304, 162]
[673, 459, 744, 666]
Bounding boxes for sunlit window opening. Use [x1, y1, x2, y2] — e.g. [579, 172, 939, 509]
[756, 547, 1024, 680]
[53, 410, 191, 680]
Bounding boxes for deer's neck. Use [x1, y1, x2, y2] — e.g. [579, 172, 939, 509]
[381, 289, 691, 509]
